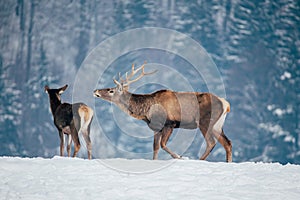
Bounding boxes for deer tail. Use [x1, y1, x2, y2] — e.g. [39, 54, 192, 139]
[78, 105, 93, 133]
[213, 97, 230, 133]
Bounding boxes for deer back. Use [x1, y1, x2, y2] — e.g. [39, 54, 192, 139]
[54, 103, 73, 130]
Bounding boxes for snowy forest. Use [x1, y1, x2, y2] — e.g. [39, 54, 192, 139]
[0, 0, 299, 164]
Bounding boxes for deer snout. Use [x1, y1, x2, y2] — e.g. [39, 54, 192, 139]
[93, 90, 101, 98]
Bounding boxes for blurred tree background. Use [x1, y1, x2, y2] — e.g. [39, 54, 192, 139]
[0, 0, 299, 164]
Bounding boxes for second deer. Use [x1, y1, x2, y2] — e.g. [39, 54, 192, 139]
[45, 85, 93, 159]
[94, 64, 232, 162]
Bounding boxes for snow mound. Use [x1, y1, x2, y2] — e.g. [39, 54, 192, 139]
[1, 157, 300, 200]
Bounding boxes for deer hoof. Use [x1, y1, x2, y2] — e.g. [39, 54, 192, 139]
[172, 154, 182, 159]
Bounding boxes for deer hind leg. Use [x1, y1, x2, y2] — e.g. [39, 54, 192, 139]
[199, 128, 217, 161]
[160, 127, 181, 159]
[153, 132, 162, 160]
[82, 123, 92, 160]
[70, 123, 80, 158]
[78, 105, 93, 159]
[213, 129, 232, 162]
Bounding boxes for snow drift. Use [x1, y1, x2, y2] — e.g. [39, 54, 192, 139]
[1, 157, 300, 200]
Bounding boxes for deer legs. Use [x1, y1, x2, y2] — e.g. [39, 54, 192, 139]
[58, 129, 74, 157]
[199, 126, 232, 162]
[153, 132, 161, 160]
[67, 134, 72, 157]
[59, 129, 71, 157]
[82, 126, 92, 160]
[59, 131, 65, 156]
[199, 129, 217, 160]
[62, 126, 72, 157]
[70, 123, 80, 158]
[152, 126, 232, 162]
[213, 129, 232, 162]
[57, 124, 93, 159]
[58, 124, 81, 158]
[153, 126, 181, 160]
[161, 127, 181, 159]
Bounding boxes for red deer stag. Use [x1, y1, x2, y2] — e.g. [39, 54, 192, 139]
[94, 64, 232, 162]
[45, 85, 93, 159]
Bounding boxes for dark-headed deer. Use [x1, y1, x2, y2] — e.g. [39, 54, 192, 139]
[94, 64, 232, 162]
[45, 85, 93, 159]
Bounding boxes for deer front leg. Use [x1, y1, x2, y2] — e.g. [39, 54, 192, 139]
[62, 126, 72, 157]
[59, 130, 64, 157]
[153, 131, 162, 160]
[160, 127, 181, 159]
[67, 134, 72, 157]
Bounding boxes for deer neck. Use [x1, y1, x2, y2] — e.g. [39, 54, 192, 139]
[49, 95, 62, 116]
[117, 91, 152, 120]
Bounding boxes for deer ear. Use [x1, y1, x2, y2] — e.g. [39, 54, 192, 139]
[44, 85, 49, 93]
[58, 84, 68, 94]
[117, 83, 124, 92]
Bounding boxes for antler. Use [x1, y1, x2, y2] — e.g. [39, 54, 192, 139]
[113, 62, 157, 87]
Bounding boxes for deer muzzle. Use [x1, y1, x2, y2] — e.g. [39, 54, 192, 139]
[93, 90, 101, 98]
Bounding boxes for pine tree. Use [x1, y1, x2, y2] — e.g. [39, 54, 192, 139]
[22, 42, 59, 157]
[0, 55, 22, 156]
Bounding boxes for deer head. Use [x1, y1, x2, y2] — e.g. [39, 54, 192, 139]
[45, 85, 68, 115]
[45, 84, 68, 103]
[94, 63, 157, 103]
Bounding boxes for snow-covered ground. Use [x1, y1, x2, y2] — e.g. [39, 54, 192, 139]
[1, 157, 300, 200]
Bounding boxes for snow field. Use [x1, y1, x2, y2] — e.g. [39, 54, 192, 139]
[0, 157, 300, 200]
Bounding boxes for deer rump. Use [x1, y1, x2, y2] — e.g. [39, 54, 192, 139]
[54, 103, 91, 134]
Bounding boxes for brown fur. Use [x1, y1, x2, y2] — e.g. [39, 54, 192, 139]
[78, 105, 93, 123]
[94, 88, 232, 162]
